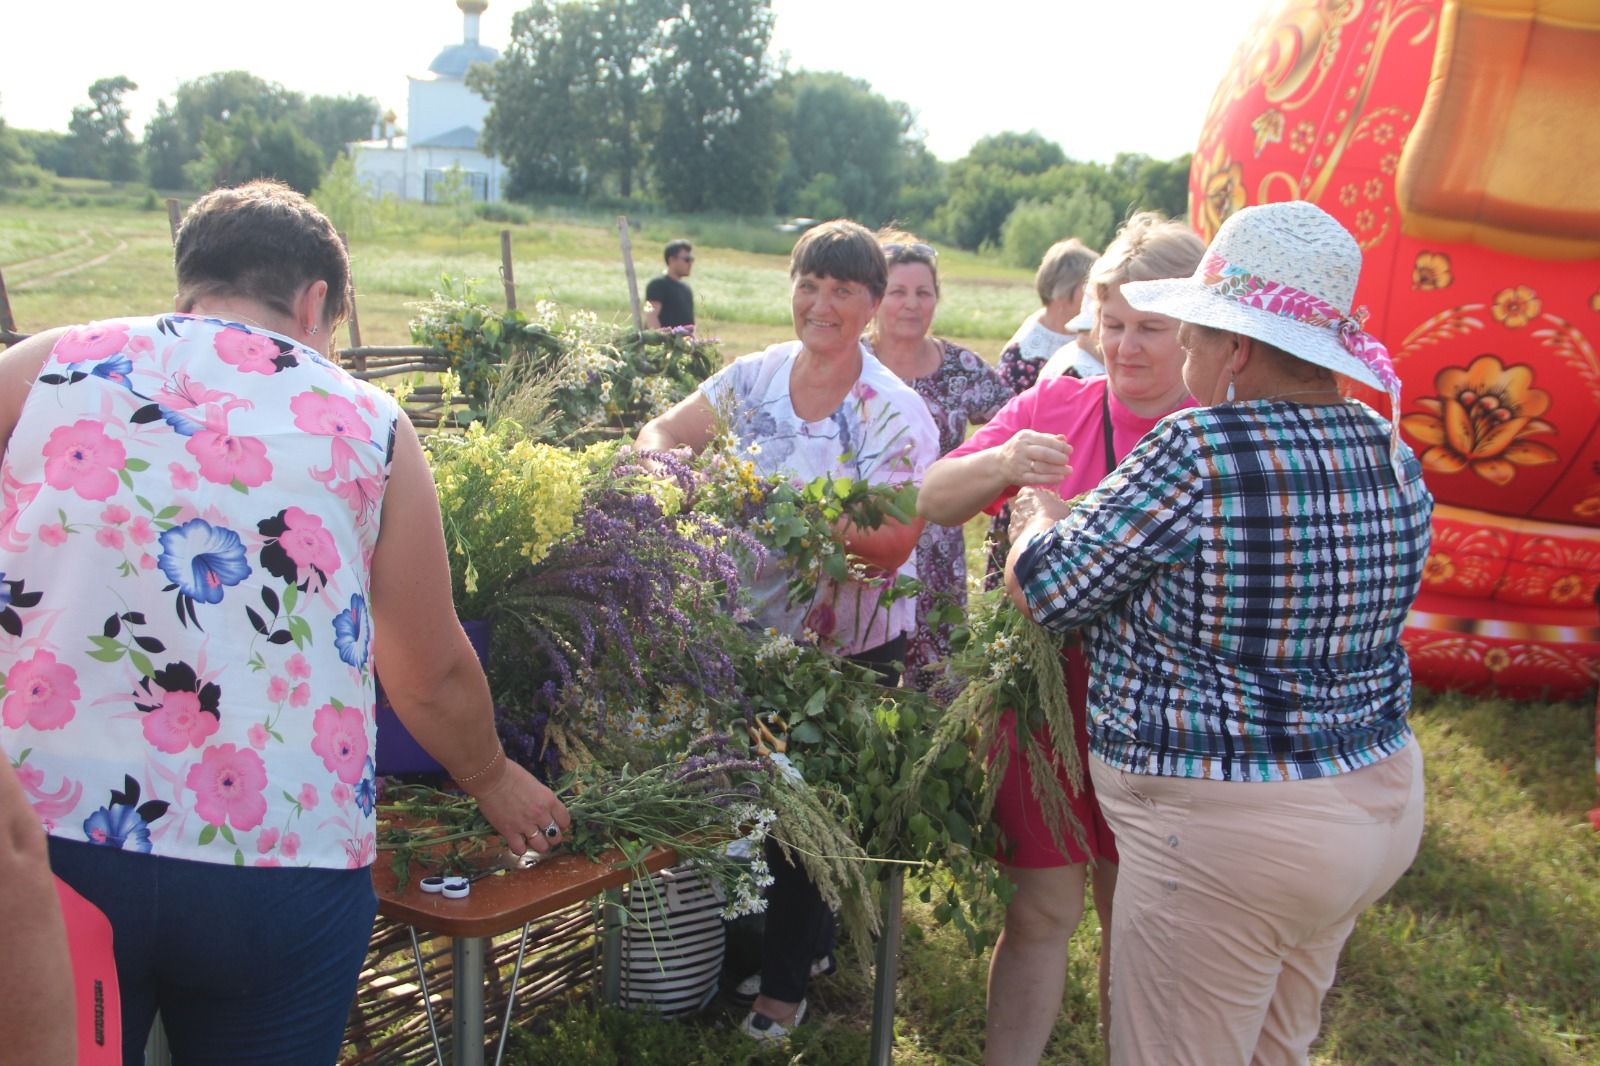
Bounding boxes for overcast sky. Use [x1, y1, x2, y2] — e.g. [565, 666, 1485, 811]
[0, 0, 1270, 164]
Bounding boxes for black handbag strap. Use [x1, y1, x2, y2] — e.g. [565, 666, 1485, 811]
[1100, 386, 1116, 472]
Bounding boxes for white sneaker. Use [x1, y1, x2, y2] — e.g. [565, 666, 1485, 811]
[740, 999, 807, 1042]
[731, 954, 835, 1002]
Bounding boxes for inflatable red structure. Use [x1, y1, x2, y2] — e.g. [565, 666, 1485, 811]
[1190, 0, 1600, 823]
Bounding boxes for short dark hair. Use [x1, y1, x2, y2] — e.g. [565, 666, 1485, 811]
[664, 239, 693, 263]
[789, 219, 886, 300]
[174, 180, 352, 327]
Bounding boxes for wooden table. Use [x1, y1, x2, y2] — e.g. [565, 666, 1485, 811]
[374, 844, 679, 1066]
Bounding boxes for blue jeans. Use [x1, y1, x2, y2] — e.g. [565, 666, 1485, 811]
[48, 837, 376, 1066]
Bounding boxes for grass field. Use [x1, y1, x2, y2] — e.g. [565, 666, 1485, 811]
[5, 193, 1598, 1064]
[0, 198, 1037, 361]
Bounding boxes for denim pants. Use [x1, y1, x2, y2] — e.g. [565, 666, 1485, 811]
[48, 836, 377, 1066]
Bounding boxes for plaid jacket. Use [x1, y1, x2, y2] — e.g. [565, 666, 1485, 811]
[1017, 400, 1433, 782]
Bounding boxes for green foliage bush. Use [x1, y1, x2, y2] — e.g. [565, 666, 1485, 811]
[475, 200, 533, 225]
[311, 154, 374, 239]
[1000, 190, 1117, 267]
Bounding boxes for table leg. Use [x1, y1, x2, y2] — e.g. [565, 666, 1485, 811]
[452, 936, 487, 1066]
[599, 887, 624, 1004]
[868, 869, 905, 1066]
[409, 927, 446, 1066]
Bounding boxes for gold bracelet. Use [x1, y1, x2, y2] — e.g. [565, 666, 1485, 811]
[454, 747, 505, 788]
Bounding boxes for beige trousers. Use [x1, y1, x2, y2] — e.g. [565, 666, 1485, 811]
[1091, 738, 1424, 1066]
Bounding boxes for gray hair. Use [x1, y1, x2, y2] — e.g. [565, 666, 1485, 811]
[1035, 238, 1098, 305]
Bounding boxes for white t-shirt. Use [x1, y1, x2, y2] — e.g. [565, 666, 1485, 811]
[701, 340, 938, 655]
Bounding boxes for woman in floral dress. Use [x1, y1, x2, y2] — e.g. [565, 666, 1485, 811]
[0, 182, 566, 1063]
[866, 232, 1013, 692]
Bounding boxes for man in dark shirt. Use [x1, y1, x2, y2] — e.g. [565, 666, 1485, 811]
[644, 239, 695, 329]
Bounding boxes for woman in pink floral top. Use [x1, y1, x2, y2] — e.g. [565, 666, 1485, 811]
[0, 182, 567, 1063]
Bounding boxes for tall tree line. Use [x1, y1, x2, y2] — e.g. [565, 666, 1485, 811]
[8, 73, 377, 194]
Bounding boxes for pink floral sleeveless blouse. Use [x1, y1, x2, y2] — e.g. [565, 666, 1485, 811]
[0, 315, 399, 870]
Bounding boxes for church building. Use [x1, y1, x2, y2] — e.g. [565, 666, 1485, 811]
[349, 0, 509, 203]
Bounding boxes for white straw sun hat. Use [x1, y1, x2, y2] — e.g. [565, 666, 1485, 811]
[1120, 200, 1399, 394]
[1121, 200, 1406, 474]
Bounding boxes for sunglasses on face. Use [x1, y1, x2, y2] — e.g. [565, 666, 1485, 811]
[883, 242, 937, 261]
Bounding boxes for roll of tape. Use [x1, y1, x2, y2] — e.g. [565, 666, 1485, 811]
[420, 876, 448, 894]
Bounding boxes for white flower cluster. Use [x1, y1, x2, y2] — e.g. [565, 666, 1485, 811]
[641, 376, 677, 417]
[619, 685, 712, 743]
[571, 344, 620, 377]
[753, 629, 800, 664]
[720, 804, 779, 918]
[985, 631, 1024, 682]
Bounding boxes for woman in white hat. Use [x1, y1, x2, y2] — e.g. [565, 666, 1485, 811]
[1005, 200, 1432, 1065]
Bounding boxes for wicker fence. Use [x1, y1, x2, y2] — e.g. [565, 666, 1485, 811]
[342, 903, 603, 1065]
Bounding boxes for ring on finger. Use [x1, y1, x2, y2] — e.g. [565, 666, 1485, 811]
[544, 821, 561, 839]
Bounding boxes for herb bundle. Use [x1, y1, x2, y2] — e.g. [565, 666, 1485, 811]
[898, 586, 1087, 866]
[377, 734, 877, 939]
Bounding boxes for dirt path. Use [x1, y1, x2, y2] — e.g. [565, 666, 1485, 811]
[4, 229, 97, 276]
[13, 230, 130, 290]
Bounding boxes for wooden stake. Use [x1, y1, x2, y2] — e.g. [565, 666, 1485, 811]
[338, 231, 365, 365]
[618, 216, 643, 334]
[165, 198, 182, 244]
[0, 268, 16, 335]
[499, 229, 517, 311]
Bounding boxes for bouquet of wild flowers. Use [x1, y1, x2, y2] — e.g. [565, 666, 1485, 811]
[377, 733, 877, 939]
[409, 276, 563, 419]
[424, 420, 592, 619]
[734, 625, 1012, 950]
[896, 585, 1085, 866]
[488, 446, 754, 767]
[671, 433, 923, 651]
[486, 302, 718, 446]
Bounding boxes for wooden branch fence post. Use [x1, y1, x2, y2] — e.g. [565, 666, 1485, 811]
[337, 232, 365, 364]
[0, 269, 22, 348]
[500, 229, 518, 311]
[165, 198, 183, 243]
[618, 216, 643, 334]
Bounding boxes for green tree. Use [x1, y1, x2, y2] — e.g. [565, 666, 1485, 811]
[773, 71, 918, 225]
[66, 76, 141, 181]
[143, 71, 302, 190]
[582, 0, 674, 198]
[474, 1, 596, 196]
[893, 142, 947, 231]
[1000, 190, 1117, 268]
[15, 129, 72, 176]
[475, 0, 672, 199]
[931, 132, 1071, 250]
[1124, 152, 1192, 220]
[0, 97, 33, 186]
[184, 106, 326, 194]
[143, 101, 187, 189]
[931, 162, 1036, 250]
[963, 131, 1066, 176]
[301, 94, 382, 166]
[652, 0, 782, 214]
